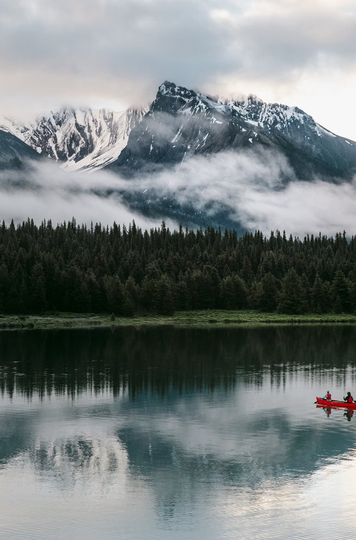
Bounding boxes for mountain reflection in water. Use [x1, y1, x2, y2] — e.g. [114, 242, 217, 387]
[1, 326, 356, 540]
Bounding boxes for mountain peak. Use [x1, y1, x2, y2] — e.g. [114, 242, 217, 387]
[158, 81, 197, 99]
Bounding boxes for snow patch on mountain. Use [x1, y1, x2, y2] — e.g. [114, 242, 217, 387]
[152, 81, 345, 146]
[1, 107, 147, 172]
[225, 95, 340, 139]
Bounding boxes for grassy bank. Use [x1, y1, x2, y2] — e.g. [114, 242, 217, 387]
[1, 310, 356, 331]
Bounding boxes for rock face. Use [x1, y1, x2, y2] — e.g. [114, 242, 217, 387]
[1, 107, 146, 172]
[109, 81, 356, 180]
[0, 129, 41, 171]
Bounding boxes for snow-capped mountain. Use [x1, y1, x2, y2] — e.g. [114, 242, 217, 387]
[110, 81, 356, 180]
[3, 81, 356, 181]
[1, 107, 146, 172]
[2, 80, 356, 230]
[0, 128, 41, 171]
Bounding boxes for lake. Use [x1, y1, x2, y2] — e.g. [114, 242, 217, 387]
[1, 326, 356, 539]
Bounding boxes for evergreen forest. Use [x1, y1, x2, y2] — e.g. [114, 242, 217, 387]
[1, 218, 356, 316]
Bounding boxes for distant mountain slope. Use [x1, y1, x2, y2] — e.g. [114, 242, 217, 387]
[1, 107, 146, 172]
[0, 129, 41, 171]
[109, 81, 356, 180]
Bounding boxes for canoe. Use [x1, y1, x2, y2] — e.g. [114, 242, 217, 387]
[316, 397, 356, 409]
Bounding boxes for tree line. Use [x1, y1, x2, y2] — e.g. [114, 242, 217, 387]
[1, 218, 356, 315]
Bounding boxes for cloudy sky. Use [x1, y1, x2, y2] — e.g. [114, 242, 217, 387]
[1, 0, 356, 139]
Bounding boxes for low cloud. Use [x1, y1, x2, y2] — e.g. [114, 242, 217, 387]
[2, 149, 356, 237]
[0, 161, 175, 230]
[116, 149, 356, 237]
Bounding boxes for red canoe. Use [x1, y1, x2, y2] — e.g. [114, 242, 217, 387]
[316, 397, 356, 409]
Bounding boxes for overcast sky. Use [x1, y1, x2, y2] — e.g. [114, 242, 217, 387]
[1, 0, 356, 139]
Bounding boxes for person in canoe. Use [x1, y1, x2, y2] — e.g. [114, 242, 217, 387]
[343, 391, 354, 403]
[323, 390, 331, 400]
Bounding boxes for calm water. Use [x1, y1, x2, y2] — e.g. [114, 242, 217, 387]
[1, 326, 356, 539]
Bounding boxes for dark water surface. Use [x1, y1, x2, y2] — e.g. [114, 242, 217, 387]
[1, 326, 356, 539]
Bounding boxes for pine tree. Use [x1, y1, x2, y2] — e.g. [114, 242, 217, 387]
[278, 269, 304, 314]
[29, 263, 47, 313]
[156, 275, 175, 315]
[104, 276, 125, 315]
[332, 270, 350, 313]
[311, 274, 324, 313]
[258, 272, 279, 312]
[221, 275, 248, 310]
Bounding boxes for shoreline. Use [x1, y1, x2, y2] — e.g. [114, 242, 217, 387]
[1, 310, 356, 331]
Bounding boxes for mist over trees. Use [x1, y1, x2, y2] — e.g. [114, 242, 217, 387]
[0, 219, 355, 316]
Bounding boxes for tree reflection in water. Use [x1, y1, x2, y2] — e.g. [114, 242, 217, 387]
[0, 325, 356, 400]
